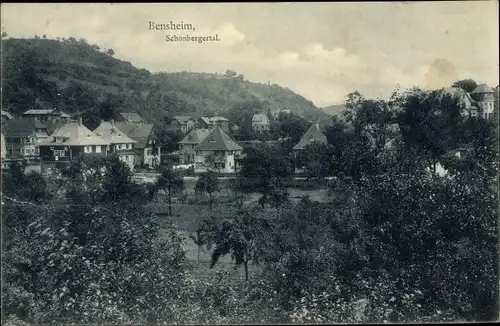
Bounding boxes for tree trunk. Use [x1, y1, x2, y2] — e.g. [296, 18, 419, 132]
[244, 260, 249, 281]
[197, 245, 200, 265]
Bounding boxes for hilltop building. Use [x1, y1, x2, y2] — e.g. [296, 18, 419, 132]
[252, 113, 270, 131]
[439, 83, 496, 119]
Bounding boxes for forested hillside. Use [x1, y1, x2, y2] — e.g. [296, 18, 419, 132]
[1, 37, 326, 124]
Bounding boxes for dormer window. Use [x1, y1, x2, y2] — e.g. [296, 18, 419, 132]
[209, 139, 216, 143]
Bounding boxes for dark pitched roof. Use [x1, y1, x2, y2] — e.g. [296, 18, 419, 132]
[195, 127, 242, 151]
[118, 112, 144, 123]
[471, 84, 495, 94]
[45, 120, 68, 135]
[293, 123, 327, 150]
[179, 128, 211, 144]
[2, 118, 48, 138]
[115, 122, 154, 148]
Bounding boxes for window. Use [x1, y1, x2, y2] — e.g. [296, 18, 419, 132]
[92, 146, 96, 152]
[127, 143, 132, 149]
[96, 145, 102, 153]
[54, 149, 65, 157]
[147, 149, 153, 156]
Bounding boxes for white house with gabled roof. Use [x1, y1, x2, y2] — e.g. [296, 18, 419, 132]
[194, 126, 243, 173]
[93, 120, 137, 170]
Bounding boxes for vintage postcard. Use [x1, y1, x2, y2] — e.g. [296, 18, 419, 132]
[1, 1, 498, 324]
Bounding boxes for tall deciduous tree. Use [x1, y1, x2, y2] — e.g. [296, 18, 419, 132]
[155, 167, 185, 218]
[195, 172, 221, 210]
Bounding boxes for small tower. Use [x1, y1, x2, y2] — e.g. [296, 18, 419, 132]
[471, 84, 495, 119]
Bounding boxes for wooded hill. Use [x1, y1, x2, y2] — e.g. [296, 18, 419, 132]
[1, 37, 327, 124]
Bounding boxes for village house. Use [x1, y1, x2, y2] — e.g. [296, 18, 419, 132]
[167, 116, 198, 133]
[117, 112, 145, 124]
[2, 117, 50, 163]
[252, 113, 270, 131]
[39, 118, 109, 169]
[22, 109, 72, 123]
[198, 116, 230, 132]
[439, 83, 496, 119]
[194, 126, 243, 174]
[293, 122, 328, 152]
[293, 122, 328, 172]
[178, 128, 211, 164]
[93, 120, 137, 170]
[1, 110, 14, 124]
[115, 120, 160, 168]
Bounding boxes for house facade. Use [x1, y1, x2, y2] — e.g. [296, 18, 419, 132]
[178, 128, 210, 164]
[471, 84, 495, 119]
[93, 120, 137, 170]
[252, 113, 270, 131]
[198, 117, 229, 133]
[167, 116, 198, 133]
[39, 118, 109, 169]
[440, 84, 496, 119]
[194, 127, 243, 173]
[115, 121, 161, 168]
[2, 118, 49, 163]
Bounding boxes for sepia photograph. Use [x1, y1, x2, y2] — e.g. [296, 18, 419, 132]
[0, 1, 499, 324]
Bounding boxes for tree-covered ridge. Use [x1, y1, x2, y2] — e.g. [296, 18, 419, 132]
[1, 37, 326, 125]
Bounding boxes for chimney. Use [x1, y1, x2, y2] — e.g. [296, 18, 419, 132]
[111, 119, 115, 126]
[78, 117, 82, 125]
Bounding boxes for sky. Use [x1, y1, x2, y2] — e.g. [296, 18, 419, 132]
[1, 2, 499, 107]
